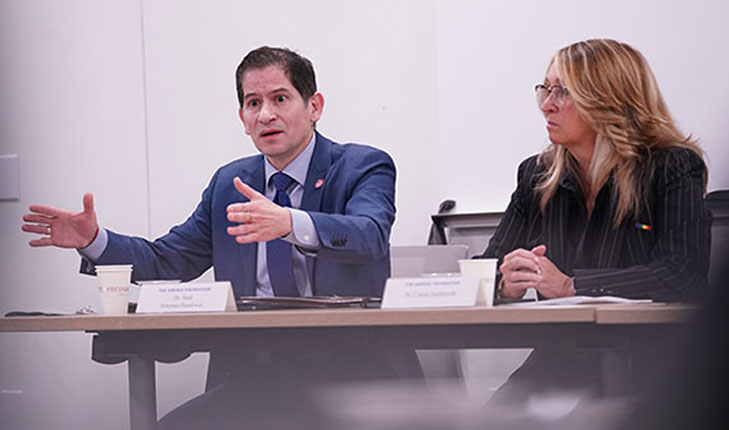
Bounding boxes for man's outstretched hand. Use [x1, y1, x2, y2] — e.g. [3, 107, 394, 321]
[21, 193, 99, 248]
[226, 177, 292, 243]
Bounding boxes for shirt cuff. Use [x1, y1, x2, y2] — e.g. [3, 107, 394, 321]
[77, 227, 109, 261]
[284, 209, 320, 252]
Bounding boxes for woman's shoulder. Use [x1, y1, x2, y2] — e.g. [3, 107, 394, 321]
[650, 145, 704, 164]
[648, 145, 705, 173]
[646, 145, 706, 188]
[516, 154, 545, 182]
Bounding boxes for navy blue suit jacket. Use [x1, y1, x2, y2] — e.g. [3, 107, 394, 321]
[82, 133, 396, 298]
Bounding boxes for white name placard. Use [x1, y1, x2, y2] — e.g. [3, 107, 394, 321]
[136, 281, 236, 313]
[381, 276, 479, 309]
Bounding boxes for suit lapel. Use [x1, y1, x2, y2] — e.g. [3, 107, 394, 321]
[301, 133, 332, 295]
[301, 132, 331, 212]
[235, 156, 265, 296]
[244, 157, 266, 194]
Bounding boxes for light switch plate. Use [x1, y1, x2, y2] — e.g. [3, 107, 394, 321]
[0, 154, 20, 200]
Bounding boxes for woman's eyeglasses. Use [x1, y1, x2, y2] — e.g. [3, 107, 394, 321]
[535, 84, 570, 107]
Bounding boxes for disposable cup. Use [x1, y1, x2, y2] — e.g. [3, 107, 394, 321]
[458, 259, 498, 306]
[95, 265, 133, 315]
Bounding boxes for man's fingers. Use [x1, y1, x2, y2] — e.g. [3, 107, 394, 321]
[22, 224, 50, 235]
[227, 221, 272, 243]
[226, 223, 263, 239]
[22, 213, 53, 224]
[233, 177, 263, 201]
[83, 193, 94, 214]
[235, 234, 259, 244]
[227, 210, 252, 223]
[226, 225, 260, 244]
[28, 204, 64, 217]
[227, 224, 254, 236]
[226, 202, 249, 213]
[29, 238, 53, 247]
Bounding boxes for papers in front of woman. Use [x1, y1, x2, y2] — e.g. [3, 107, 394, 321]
[502, 295, 652, 307]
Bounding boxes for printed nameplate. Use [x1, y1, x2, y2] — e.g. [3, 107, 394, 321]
[381, 276, 479, 309]
[136, 281, 235, 313]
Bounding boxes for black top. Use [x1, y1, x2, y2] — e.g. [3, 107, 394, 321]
[481, 147, 711, 301]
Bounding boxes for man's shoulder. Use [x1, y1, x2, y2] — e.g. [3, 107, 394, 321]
[203, 153, 263, 190]
[217, 153, 264, 171]
[207, 154, 262, 180]
[320, 134, 393, 165]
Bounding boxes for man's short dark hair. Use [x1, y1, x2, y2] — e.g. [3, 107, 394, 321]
[235, 46, 317, 108]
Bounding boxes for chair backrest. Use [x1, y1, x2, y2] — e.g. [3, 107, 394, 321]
[706, 190, 729, 290]
[430, 212, 503, 257]
[390, 245, 469, 277]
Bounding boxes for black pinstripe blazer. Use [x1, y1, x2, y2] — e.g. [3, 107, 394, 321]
[481, 147, 711, 301]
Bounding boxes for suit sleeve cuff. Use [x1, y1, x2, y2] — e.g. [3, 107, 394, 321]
[77, 227, 109, 261]
[284, 209, 320, 253]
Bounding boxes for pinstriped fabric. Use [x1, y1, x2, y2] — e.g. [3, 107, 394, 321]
[481, 147, 711, 301]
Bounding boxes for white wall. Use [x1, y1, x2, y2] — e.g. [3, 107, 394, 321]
[140, 0, 438, 245]
[0, 1, 148, 429]
[434, 0, 729, 212]
[1, 1, 728, 429]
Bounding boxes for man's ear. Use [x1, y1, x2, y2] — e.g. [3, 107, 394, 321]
[238, 108, 251, 135]
[309, 93, 324, 124]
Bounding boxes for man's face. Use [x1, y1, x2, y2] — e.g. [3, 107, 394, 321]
[239, 65, 323, 170]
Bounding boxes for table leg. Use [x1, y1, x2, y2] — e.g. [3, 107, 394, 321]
[600, 346, 631, 396]
[128, 355, 157, 430]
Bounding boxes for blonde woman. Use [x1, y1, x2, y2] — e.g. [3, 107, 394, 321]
[482, 39, 712, 405]
[484, 39, 711, 303]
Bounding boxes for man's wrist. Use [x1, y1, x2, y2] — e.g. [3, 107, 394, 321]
[83, 226, 100, 249]
[285, 209, 320, 250]
[78, 227, 108, 261]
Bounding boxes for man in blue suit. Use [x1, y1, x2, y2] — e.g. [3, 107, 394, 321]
[23, 46, 417, 429]
[22, 46, 394, 299]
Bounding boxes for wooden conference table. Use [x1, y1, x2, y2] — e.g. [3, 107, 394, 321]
[0, 303, 694, 430]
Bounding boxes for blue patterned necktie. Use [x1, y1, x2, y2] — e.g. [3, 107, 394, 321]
[266, 172, 299, 297]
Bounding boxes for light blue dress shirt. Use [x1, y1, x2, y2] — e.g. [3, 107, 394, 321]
[80, 134, 321, 297]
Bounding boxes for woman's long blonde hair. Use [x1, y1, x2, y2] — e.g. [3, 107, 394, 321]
[537, 39, 706, 225]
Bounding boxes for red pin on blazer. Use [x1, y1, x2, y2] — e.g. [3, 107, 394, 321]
[314, 178, 325, 189]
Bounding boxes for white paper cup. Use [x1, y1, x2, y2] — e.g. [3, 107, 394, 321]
[458, 259, 498, 306]
[95, 265, 132, 315]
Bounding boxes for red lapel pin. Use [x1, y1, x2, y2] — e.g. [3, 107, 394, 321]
[314, 178, 325, 189]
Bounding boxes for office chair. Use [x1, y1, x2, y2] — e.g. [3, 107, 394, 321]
[706, 190, 729, 290]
